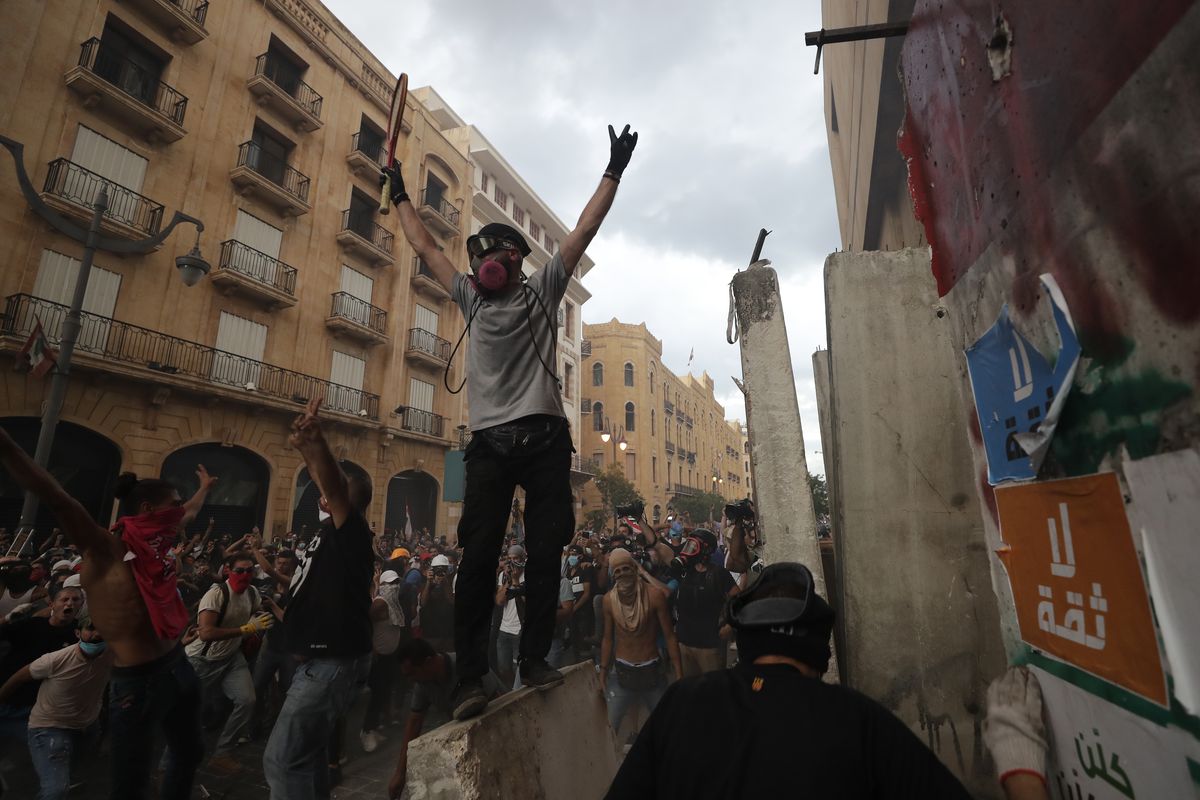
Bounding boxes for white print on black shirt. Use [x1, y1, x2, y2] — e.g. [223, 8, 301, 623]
[288, 532, 323, 598]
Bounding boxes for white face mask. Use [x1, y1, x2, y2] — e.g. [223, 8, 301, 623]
[317, 509, 331, 523]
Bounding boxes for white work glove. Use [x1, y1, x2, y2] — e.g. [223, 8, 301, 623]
[983, 666, 1048, 785]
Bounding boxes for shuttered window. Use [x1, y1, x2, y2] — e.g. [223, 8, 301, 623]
[339, 265, 374, 327]
[71, 126, 147, 190]
[33, 249, 122, 352]
[408, 378, 434, 412]
[328, 350, 367, 415]
[232, 210, 283, 284]
[212, 312, 267, 387]
[413, 304, 439, 335]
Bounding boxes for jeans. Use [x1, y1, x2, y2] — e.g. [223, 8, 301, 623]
[189, 651, 255, 754]
[679, 644, 726, 677]
[262, 654, 371, 800]
[251, 646, 297, 736]
[495, 630, 520, 688]
[27, 726, 96, 800]
[455, 423, 575, 681]
[108, 646, 204, 800]
[604, 667, 666, 731]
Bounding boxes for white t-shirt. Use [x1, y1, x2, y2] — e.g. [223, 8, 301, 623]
[185, 582, 261, 661]
[498, 571, 525, 635]
[28, 644, 113, 730]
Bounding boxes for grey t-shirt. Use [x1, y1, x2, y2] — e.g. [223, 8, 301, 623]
[452, 254, 569, 431]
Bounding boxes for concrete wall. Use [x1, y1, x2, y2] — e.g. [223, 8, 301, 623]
[823, 247, 1005, 797]
[405, 664, 617, 800]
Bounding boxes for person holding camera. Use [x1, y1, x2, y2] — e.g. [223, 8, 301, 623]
[419, 554, 455, 653]
[383, 122, 639, 720]
[494, 545, 527, 689]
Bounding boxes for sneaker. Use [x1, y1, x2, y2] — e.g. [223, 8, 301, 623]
[450, 678, 488, 721]
[235, 734, 251, 746]
[207, 753, 240, 775]
[518, 658, 564, 689]
[359, 730, 380, 753]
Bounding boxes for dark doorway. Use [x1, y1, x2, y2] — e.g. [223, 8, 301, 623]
[160, 444, 270, 537]
[0, 419, 121, 542]
[385, 470, 439, 541]
[291, 461, 371, 540]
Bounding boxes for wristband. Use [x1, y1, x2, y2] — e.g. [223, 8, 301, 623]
[603, 170, 621, 183]
[393, 192, 410, 204]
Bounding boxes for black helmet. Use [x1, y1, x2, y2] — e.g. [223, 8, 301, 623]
[727, 562, 835, 673]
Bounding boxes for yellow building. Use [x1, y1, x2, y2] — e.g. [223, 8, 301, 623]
[0, 0, 476, 540]
[580, 320, 750, 526]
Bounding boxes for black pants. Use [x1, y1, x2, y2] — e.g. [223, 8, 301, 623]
[361, 651, 398, 732]
[454, 423, 574, 681]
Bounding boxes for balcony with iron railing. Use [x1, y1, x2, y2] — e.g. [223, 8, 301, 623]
[670, 483, 697, 497]
[665, 440, 676, 455]
[246, 53, 323, 131]
[346, 131, 385, 177]
[580, 339, 592, 357]
[211, 240, 297, 309]
[405, 327, 451, 369]
[40, 158, 164, 240]
[417, 188, 461, 236]
[325, 292, 388, 346]
[571, 454, 597, 476]
[121, 0, 209, 43]
[0, 294, 378, 421]
[230, 141, 311, 216]
[336, 209, 394, 267]
[664, 399, 674, 414]
[410, 256, 450, 299]
[396, 407, 445, 439]
[685, 415, 694, 428]
[65, 39, 189, 142]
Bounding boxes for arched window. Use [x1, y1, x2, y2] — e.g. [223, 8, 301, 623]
[593, 402, 604, 431]
[592, 362, 604, 386]
[624, 362, 634, 387]
[651, 410, 656, 436]
[625, 402, 635, 432]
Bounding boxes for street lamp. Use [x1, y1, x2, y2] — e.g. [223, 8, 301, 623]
[598, 416, 626, 466]
[1, 135, 209, 534]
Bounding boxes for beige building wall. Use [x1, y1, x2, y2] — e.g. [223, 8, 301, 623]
[0, 0, 475, 540]
[580, 320, 747, 527]
[822, 0, 924, 252]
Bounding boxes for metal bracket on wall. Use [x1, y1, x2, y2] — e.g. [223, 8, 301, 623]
[805, 22, 910, 74]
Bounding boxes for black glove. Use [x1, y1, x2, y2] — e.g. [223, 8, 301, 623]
[378, 164, 408, 203]
[605, 124, 638, 179]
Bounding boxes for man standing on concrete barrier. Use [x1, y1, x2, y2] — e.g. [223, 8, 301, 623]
[382, 122, 638, 719]
[606, 563, 971, 798]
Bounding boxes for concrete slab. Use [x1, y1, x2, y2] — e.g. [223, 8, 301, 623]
[404, 663, 618, 800]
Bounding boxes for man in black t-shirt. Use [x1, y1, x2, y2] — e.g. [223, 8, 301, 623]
[263, 398, 374, 800]
[606, 563, 972, 800]
[672, 529, 737, 677]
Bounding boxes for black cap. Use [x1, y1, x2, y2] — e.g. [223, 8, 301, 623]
[476, 222, 531, 256]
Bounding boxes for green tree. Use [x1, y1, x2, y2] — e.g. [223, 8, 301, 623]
[671, 490, 727, 525]
[592, 463, 645, 527]
[809, 473, 829, 518]
[584, 509, 610, 533]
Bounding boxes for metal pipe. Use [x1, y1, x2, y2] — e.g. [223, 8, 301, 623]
[805, 22, 910, 74]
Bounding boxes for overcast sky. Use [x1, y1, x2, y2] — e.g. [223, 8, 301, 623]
[328, 0, 839, 475]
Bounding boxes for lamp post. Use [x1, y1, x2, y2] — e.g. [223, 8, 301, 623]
[1, 135, 210, 535]
[598, 416, 626, 467]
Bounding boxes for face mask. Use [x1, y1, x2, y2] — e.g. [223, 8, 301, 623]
[79, 640, 107, 657]
[228, 572, 253, 593]
[317, 509, 331, 523]
[567, 555, 580, 567]
[476, 258, 509, 292]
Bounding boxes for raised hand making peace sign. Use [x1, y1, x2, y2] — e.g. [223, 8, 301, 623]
[288, 396, 326, 450]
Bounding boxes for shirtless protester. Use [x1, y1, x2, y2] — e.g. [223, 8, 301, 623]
[599, 548, 682, 732]
[0, 427, 216, 800]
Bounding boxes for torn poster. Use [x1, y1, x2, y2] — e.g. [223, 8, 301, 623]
[965, 274, 1081, 484]
[1030, 666, 1195, 800]
[995, 474, 1167, 705]
[1123, 448, 1200, 715]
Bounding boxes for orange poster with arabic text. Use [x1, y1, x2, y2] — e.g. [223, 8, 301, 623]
[995, 473, 1166, 705]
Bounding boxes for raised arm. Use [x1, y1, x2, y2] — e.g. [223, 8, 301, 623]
[559, 124, 638, 277]
[0, 428, 110, 556]
[380, 165, 458, 294]
[180, 465, 218, 526]
[288, 398, 354, 529]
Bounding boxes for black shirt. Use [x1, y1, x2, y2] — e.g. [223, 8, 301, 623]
[0, 617, 79, 708]
[606, 663, 972, 800]
[283, 512, 374, 658]
[674, 565, 736, 649]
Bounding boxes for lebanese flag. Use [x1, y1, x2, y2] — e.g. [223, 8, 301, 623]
[18, 318, 57, 378]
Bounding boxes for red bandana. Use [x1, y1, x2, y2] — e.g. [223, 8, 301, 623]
[114, 507, 189, 641]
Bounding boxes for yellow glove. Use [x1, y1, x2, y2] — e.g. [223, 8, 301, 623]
[240, 613, 275, 636]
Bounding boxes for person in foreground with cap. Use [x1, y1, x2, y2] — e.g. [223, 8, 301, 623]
[604, 562, 972, 799]
[382, 121, 638, 719]
[360, 569, 408, 753]
[420, 553, 455, 653]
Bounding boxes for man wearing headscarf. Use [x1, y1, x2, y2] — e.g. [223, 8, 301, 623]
[598, 549, 681, 732]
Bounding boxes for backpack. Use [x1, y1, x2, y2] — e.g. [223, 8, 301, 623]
[199, 581, 260, 658]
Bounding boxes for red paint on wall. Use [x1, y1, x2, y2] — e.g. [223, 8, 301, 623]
[900, 0, 1195, 296]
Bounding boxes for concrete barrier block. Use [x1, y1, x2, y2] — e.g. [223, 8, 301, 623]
[405, 663, 618, 800]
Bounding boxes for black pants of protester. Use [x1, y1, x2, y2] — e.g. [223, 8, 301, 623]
[455, 424, 574, 681]
[108, 645, 204, 800]
[361, 651, 398, 732]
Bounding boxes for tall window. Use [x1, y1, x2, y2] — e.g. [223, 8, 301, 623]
[494, 184, 507, 211]
[563, 361, 574, 400]
[592, 362, 603, 386]
[481, 173, 489, 193]
[513, 205, 525, 226]
[592, 402, 604, 431]
[651, 410, 656, 436]
[564, 302, 575, 340]
[625, 452, 637, 480]
[530, 220, 541, 242]
[625, 402, 635, 432]
[623, 362, 634, 387]
[652, 457, 657, 483]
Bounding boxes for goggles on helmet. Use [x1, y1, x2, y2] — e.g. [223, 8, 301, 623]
[466, 235, 523, 259]
[727, 563, 816, 631]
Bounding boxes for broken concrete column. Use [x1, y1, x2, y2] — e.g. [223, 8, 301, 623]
[730, 262, 828, 597]
[404, 663, 617, 799]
